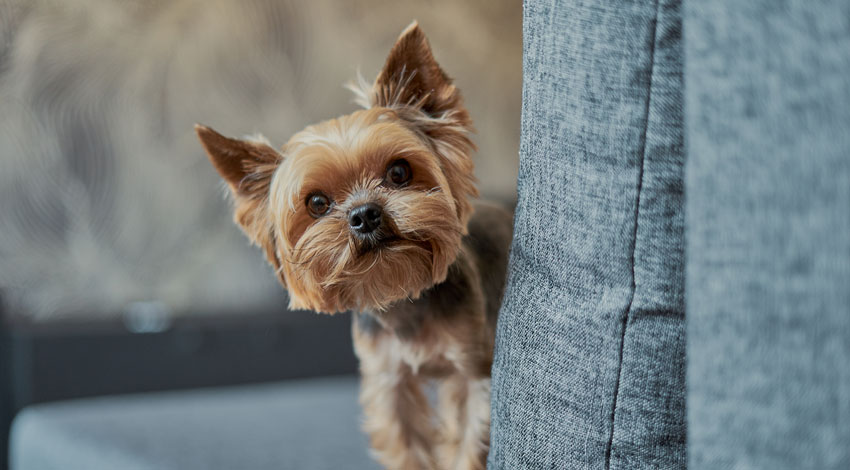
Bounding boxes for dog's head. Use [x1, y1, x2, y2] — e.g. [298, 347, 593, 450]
[196, 22, 476, 313]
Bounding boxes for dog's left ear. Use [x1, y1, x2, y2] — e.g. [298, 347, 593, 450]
[374, 21, 466, 121]
[195, 124, 283, 272]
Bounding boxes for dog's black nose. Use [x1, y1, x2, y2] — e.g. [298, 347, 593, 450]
[349, 203, 383, 234]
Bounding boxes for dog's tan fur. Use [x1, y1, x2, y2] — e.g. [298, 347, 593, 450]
[196, 22, 512, 469]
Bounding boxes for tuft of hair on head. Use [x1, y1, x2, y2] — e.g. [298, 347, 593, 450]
[345, 68, 374, 110]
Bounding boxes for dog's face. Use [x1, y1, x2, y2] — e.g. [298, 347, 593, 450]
[196, 22, 476, 313]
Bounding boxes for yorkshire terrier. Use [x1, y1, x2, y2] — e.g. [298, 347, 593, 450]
[195, 22, 512, 470]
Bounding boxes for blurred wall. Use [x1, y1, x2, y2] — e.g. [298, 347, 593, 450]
[0, 0, 521, 319]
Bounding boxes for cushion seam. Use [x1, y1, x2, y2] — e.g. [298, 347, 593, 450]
[603, 1, 660, 468]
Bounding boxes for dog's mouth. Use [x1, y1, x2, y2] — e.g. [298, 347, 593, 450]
[354, 232, 403, 256]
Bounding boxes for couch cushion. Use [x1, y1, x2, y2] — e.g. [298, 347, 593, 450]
[489, 0, 686, 468]
[10, 376, 378, 470]
[685, 1, 850, 467]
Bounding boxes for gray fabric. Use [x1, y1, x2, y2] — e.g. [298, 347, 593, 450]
[10, 376, 378, 470]
[489, 0, 686, 468]
[685, 1, 850, 468]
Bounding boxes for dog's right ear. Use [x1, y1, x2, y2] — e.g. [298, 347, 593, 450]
[195, 124, 281, 199]
[195, 124, 283, 271]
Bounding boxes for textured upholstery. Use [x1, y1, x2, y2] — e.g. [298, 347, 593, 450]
[685, 1, 850, 467]
[491, 0, 850, 468]
[489, 0, 686, 468]
[10, 376, 378, 470]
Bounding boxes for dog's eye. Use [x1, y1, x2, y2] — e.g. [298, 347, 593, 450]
[386, 159, 412, 186]
[306, 192, 331, 218]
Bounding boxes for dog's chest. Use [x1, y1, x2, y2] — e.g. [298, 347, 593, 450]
[389, 329, 460, 377]
[354, 304, 469, 378]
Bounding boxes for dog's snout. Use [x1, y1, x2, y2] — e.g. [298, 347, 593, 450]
[349, 203, 383, 234]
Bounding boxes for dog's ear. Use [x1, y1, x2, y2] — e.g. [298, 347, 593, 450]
[195, 124, 281, 198]
[373, 21, 464, 119]
[195, 124, 282, 271]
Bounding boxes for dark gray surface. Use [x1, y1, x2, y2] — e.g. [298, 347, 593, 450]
[489, 0, 686, 468]
[10, 376, 378, 470]
[5, 310, 358, 407]
[0, 310, 358, 470]
[685, 1, 850, 468]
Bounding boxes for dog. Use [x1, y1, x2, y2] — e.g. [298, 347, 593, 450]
[195, 21, 512, 470]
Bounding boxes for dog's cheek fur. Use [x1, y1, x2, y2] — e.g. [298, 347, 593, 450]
[234, 199, 282, 278]
[385, 190, 463, 283]
[279, 215, 351, 313]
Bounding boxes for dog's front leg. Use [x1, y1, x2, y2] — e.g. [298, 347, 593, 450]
[438, 374, 490, 470]
[360, 366, 439, 470]
[355, 327, 439, 470]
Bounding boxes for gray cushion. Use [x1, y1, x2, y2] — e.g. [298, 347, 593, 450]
[685, 0, 850, 468]
[490, 0, 686, 468]
[10, 376, 378, 470]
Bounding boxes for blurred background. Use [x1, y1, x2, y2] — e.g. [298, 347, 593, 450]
[0, 0, 520, 467]
[0, 0, 520, 319]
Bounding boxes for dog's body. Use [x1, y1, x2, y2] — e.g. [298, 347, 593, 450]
[196, 22, 511, 470]
[354, 202, 511, 469]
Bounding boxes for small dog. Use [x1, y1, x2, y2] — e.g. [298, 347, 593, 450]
[196, 22, 512, 470]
